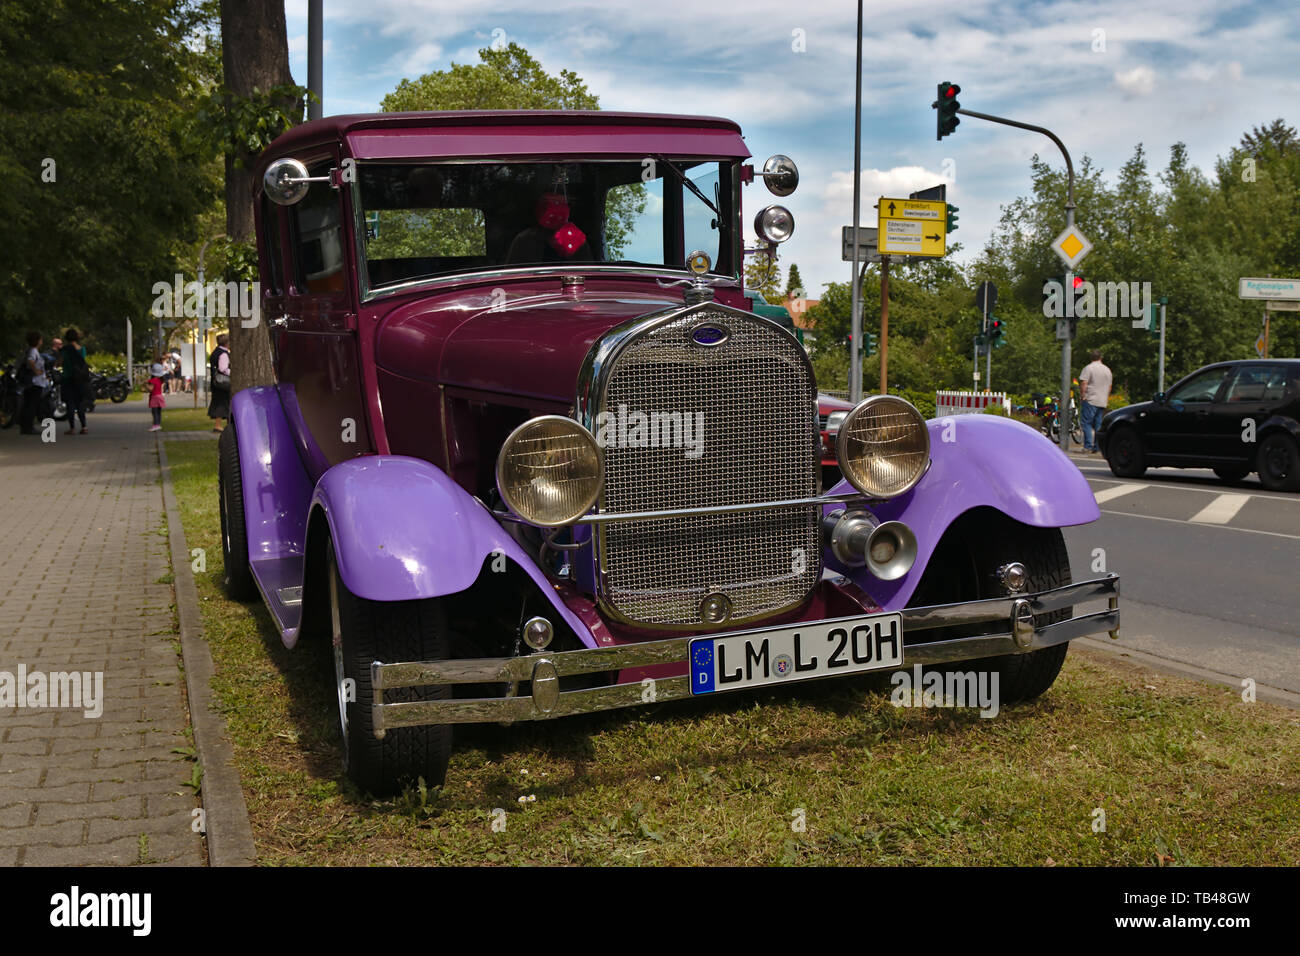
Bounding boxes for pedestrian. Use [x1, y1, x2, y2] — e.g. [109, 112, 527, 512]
[1079, 349, 1113, 454]
[208, 333, 231, 432]
[147, 362, 166, 432]
[18, 331, 48, 435]
[59, 327, 92, 435]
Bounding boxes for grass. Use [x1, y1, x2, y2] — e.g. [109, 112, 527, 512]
[164, 438, 1300, 866]
[161, 406, 220, 431]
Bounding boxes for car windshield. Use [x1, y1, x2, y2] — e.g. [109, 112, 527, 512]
[356, 159, 736, 291]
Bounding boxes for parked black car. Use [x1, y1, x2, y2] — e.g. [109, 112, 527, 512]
[1099, 359, 1300, 491]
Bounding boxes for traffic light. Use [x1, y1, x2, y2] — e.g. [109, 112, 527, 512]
[865, 330, 878, 355]
[933, 82, 961, 140]
[989, 315, 1007, 348]
[1071, 274, 1087, 318]
[946, 204, 959, 233]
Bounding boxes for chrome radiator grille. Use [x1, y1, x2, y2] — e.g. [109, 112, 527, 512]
[596, 308, 821, 628]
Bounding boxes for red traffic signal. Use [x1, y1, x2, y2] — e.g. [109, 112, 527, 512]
[933, 82, 961, 140]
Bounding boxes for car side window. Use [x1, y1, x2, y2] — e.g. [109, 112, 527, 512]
[1224, 366, 1274, 403]
[290, 160, 345, 294]
[1169, 367, 1227, 404]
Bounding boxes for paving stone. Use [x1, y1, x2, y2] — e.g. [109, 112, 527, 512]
[0, 405, 204, 866]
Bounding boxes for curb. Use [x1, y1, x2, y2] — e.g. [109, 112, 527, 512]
[1076, 637, 1300, 710]
[157, 437, 258, 866]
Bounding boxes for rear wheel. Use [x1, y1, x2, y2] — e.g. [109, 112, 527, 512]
[327, 538, 452, 796]
[1106, 425, 1146, 478]
[907, 511, 1071, 703]
[217, 426, 257, 599]
[109, 382, 129, 403]
[1257, 433, 1300, 492]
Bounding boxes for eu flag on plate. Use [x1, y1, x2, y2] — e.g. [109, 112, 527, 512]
[690, 639, 715, 695]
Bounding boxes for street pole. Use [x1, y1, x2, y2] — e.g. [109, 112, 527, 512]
[1158, 299, 1167, 393]
[308, 0, 323, 121]
[955, 106, 1077, 452]
[847, 0, 864, 403]
[972, 338, 978, 389]
[1264, 309, 1271, 358]
[880, 255, 889, 394]
[125, 318, 132, 389]
[986, 320, 992, 391]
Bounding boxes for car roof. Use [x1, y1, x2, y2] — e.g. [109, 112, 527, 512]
[262, 110, 746, 165]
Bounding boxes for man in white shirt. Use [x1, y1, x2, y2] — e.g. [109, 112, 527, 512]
[1079, 350, 1113, 454]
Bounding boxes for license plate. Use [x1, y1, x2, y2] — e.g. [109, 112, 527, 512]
[689, 613, 904, 695]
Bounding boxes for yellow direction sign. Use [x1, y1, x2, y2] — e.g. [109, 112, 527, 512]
[877, 197, 947, 257]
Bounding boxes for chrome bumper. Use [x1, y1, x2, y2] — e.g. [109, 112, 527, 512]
[370, 574, 1120, 735]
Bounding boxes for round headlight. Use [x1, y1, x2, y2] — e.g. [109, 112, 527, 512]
[836, 396, 930, 498]
[496, 416, 603, 526]
[754, 204, 795, 244]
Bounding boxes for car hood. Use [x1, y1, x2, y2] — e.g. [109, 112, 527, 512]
[1105, 400, 1157, 421]
[375, 287, 692, 404]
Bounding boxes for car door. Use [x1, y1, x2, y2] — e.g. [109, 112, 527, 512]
[1144, 365, 1230, 460]
[1213, 364, 1282, 465]
[278, 152, 373, 480]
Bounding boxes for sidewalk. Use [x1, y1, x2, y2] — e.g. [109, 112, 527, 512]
[0, 400, 204, 865]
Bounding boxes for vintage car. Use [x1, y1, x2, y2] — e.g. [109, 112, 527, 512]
[219, 110, 1120, 795]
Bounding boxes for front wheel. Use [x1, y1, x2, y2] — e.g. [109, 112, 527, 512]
[0, 391, 16, 429]
[1257, 433, 1300, 492]
[1106, 425, 1146, 478]
[327, 539, 452, 796]
[907, 511, 1072, 703]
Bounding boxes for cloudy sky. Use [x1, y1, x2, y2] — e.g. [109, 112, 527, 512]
[285, 0, 1297, 296]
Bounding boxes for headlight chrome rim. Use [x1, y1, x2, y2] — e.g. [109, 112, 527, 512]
[495, 415, 603, 527]
[835, 396, 931, 499]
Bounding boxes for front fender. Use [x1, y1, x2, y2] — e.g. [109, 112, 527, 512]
[308, 455, 593, 643]
[826, 415, 1099, 609]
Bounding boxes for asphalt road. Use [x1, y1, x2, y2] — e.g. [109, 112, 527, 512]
[1061, 453, 1300, 696]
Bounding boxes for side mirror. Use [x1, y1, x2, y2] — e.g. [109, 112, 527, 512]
[263, 158, 333, 206]
[757, 155, 799, 197]
[1153, 391, 1166, 404]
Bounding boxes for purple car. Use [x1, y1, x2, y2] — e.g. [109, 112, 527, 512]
[219, 110, 1120, 794]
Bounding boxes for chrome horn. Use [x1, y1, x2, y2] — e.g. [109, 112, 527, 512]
[823, 510, 918, 581]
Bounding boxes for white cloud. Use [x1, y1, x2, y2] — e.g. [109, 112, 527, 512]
[1113, 65, 1156, 96]
[822, 167, 954, 206]
[399, 42, 444, 77]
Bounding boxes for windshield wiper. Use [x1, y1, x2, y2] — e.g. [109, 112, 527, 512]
[653, 156, 721, 220]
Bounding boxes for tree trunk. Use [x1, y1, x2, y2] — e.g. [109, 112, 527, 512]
[220, 0, 293, 393]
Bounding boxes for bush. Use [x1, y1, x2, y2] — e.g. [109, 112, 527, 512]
[85, 351, 127, 375]
[981, 403, 1009, 416]
[1107, 390, 1130, 411]
[895, 388, 937, 420]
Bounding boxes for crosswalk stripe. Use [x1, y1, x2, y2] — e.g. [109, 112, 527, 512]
[1093, 483, 1146, 504]
[1189, 493, 1250, 525]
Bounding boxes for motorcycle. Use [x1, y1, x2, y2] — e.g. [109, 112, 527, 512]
[0, 363, 18, 429]
[1021, 391, 1082, 446]
[91, 371, 131, 403]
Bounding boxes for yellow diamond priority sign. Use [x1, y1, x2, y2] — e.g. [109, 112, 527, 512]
[1052, 224, 1093, 269]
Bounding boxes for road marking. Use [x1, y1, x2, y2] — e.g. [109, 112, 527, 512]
[1099, 508, 1300, 541]
[1078, 468, 1300, 505]
[1093, 483, 1146, 504]
[1189, 493, 1250, 525]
